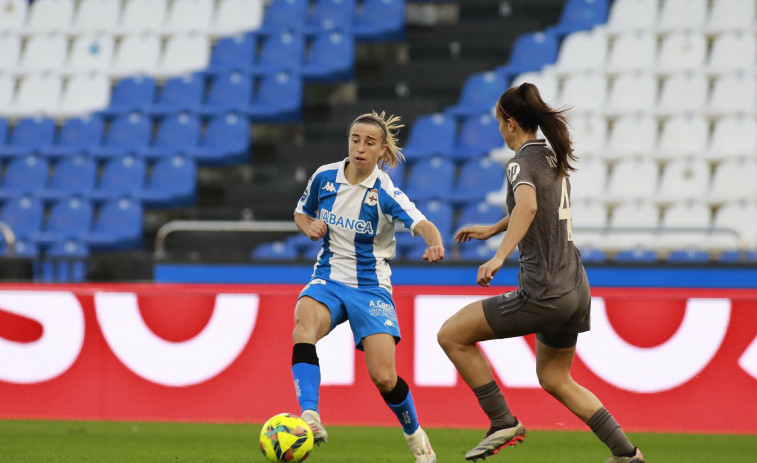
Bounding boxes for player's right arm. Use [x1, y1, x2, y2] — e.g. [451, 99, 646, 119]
[454, 215, 510, 243]
[294, 212, 327, 241]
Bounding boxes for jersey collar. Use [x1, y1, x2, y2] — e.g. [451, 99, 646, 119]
[337, 157, 380, 188]
[516, 139, 547, 155]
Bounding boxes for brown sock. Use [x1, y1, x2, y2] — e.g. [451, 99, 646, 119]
[472, 380, 517, 433]
[587, 407, 636, 456]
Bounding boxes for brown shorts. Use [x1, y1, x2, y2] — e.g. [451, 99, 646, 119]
[481, 270, 591, 349]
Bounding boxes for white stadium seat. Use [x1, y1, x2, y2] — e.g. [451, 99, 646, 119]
[655, 0, 707, 33]
[163, 0, 214, 35]
[0, 33, 21, 73]
[0, 0, 28, 34]
[110, 33, 163, 78]
[558, 71, 608, 115]
[63, 33, 115, 75]
[605, 0, 659, 35]
[604, 113, 658, 161]
[706, 32, 757, 76]
[604, 71, 657, 116]
[154, 33, 211, 79]
[704, 0, 756, 35]
[570, 156, 608, 201]
[707, 157, 757, 205]
[509, 70, 559, 105]
[711, 201, 757, 250]
[15, 33, 69, 75]
[655, 114, 710, 161]
[69, 0, 121, 35]
[655, 31, 708, 75]
[571, 198, 609, 250]
[568, 112, 608, 158]
[0, 73, 14, 111]
[605, 31, 657, 75]
[208, 0, 264, 37]
[3, 72, 62, 118]
[604, 199, 660, 250]
[116, 0, 168, 35]
[655, 200, 712, 251]
[708, 73, 757, 118]
[604, 156, 660, 203]
[655, 72, 708, 117]
[551, 29, 608, 75]
[704, 115, 757, 160]
[655, 157, 711, 204]
[24, 0, 74, 35]
[54, 72, 111, 118]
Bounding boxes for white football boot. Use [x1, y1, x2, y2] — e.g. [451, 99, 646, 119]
[404, 426, 436, 463]
[301, 410, 328, 445]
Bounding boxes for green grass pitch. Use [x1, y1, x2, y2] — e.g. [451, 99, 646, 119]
[0, 420, 755, 462]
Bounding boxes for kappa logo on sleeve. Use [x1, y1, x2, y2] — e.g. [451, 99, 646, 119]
[322, 182, 336, 192]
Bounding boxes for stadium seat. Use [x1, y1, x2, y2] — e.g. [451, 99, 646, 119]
[604, 71, 657, 117]
[571, 198, 608, 250]
[204, 33, 257, 76]
[604, 0, 659, 35]
[100, 77, 157, 117]
[655, 0, 707, 34]
[495, 29, 559, 82]
[305, 0, 356, 34]
[0, 116, 56, 159]
[551, 29, 608, 75]
[456, 202, 505, 230]
[604, 156, 659, 204]
[62, 33, 115, 76]
[255, 30, 306, 75]
[39, 115, 103, 160]
[115, 0, 168, 35]
[654, 72, 708, 117]
[0, 33, 21, 73]
[137, 113, 201, 160]
[402, 156, 455, 201]
[447, 157, 505, 206]
[604, 31, 657, 75]
[195, 71, 254, 117]
[557, 71, 608, 115]
[654, 114, 709, 161]
[603, 113, 658, 161]
[402, 113, 456, 162]
[0, 155, 49, 200]
[655, 32, 708, 76]
[208, 0, 264, 37]
[55, 72, 111, 119]
[710, 200, 757, 251]
[0, 117, 7, 145]
[708, 72, 757, 118]
[37, 155, 97, 201]
[144, 74, 205, 117]
[446, 71, 508, 118]
[396, 199, 453, 252]
[284, 233, 322, 260]
[706, 31, 756, 76]
[655, 158, 710, 205]
[707, 157, 757, 205]
[354, 0, 405, 42]
[509, 70, 560, 105]
[302, 30, 355, 83]
[154, 33, 211, 79]
[258, 0, 309, 34]
[31, 196, 93, 245]
[136, 155, 196, 208]
[163, 0, 214, 35]
[109, 33, 163, 78]
[0, 237, 39, 257]
[666, 248, 710, 263]
[457, 241, 497, 262]
[0, 195, 44, 240]
[384, 161, 406, 188]
[551, 0, 609, 36]
[89, 155, 146, 202]
[612, 248, 658, 263]
[704, 0, 756, 34]
[654, 200, 712, 251]
[68, 0, 121, 35]
[0, 0, 28, 34]
[568, 113, 607, 158]
[718, 249, 756, 263]
[3, 73, 62, 118]
[604, 199, 659, 250]
[88, 112, 151, 159]
[251, 241, 299, 260]
[82, 197, 144, 250]
[445, 113, 502, 161]
[186, 113, 250, 166]
[16, 32, 68, 75]
[40, 239, 89, 282]
[0, 74, 11, 112]
[570, 156, 608, 201]
[703, 115, 757, 161]
[245, 71, 303, 122]
[577, 246, 607, 263]
[25, 0, 74, 35]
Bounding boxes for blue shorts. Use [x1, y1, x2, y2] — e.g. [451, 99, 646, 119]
[298, 278, 400, 351]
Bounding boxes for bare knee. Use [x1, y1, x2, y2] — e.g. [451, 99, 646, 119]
[370, 371, 397, 393]
[537, 370, 571, 398]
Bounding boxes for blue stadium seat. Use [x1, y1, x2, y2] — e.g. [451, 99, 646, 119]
[245, 71, 303, 122]
[40, 239, 89, 282]
[445, 113, 502, 161]
[89, 155, 146, 202]
[284, 233, 322, 259]
[37, 155, 97, 202]
[446, 71, 508, 118]
[251, 241, 299, 260]
[495, 30, 559, 82]
[0, 195, 44, 240]
[0, 118, 8, 146]
[0, 155, 49, 200]
[578, 246, 608, 263]
[0, 117, 56, 160]
[718, 250, 756, 263]
[456, 202, 504, 230]
[99, 76, 157, 117]
[402, 113, 456, 162]
[403, 156, 455, 201]
[144, 74, 205, 117]
[1, 238, 40, 258]
[457, 242, 497, 262]
[395, 199, 454, 255]
[195, 71, 254, 117]
[447, 157, 505, 205]
[88, 112, 152, 159]
[302, 30, 355, 82]
[551, 0, 609, 37]
[258, 0, 309, 33]
[666, 248, 711, 263]
[31, 196, 93, 245]
[186, 113, 250, 166]
[39, 115, 104, 159]
[137, 113, 201, 160]
[82, 197, 143, 250]
[384, 161, 406, 189]
[305, 0, 356, 34]
[354, 0, 405, 42]
[255, 30, 305, 75]
[204, 33, 257, 75]
[613, 248, 659, 263]
[136, 155, 196, 208]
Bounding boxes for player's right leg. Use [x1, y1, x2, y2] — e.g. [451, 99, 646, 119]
[291, 295, 333, 444]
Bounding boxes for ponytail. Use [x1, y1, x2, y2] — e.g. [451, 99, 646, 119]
[496, 83, 577, 177]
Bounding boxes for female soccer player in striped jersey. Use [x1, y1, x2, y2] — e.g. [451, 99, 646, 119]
[291, 111, 444, 463]
[437, 84, 644, 463]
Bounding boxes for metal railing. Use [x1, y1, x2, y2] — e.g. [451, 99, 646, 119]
[0, 221, 16, 257]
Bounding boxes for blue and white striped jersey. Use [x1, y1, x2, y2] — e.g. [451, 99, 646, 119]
[295, 158, 427, 292]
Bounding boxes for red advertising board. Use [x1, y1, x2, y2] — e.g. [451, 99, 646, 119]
[1, 283, 756, 434]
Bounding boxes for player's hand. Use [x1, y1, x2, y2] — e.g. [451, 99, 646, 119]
[423, 245, 445, 263]
[307, 219, 328, 240]
[477, 257, 504, 287]
[455, 225, 493, 243]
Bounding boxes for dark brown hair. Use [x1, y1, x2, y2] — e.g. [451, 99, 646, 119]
[496, 83, 577, 177]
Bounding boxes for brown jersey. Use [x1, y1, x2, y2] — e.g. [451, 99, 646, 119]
[505, 140, 584, 299]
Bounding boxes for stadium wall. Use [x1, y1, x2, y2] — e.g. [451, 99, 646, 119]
[1, 280, 756, 434]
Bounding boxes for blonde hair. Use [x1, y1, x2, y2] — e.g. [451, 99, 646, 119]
[350, 110, 405, 169]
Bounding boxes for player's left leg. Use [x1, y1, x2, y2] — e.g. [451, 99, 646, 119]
[535, 338, 642, 462]
[363, 333, 435, 463]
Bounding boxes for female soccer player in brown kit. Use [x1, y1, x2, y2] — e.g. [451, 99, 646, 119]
[437, 83, 645, 463]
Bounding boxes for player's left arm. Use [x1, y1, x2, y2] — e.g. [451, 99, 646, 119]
[414, 219, 445, 263]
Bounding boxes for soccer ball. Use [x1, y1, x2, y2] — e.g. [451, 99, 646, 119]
[259, 413, 314, 462]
